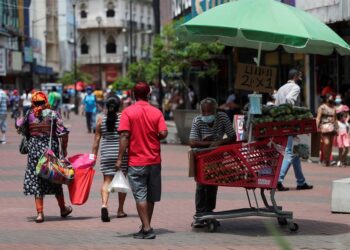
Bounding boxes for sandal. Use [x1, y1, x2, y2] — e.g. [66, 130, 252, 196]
[60, 205, 73, 218]
[117, 212, 128, 218]
[35, 212, 44, 223]
[101, 207, 110, 222]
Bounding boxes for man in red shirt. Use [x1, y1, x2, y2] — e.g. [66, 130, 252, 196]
[116, 82, 168, 239]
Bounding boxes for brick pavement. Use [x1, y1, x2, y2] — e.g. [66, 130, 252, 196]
[0, 113, 350, 250]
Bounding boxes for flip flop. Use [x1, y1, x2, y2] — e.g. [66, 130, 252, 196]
[117, 213, 128, 218]
[61, 205, 73, 218]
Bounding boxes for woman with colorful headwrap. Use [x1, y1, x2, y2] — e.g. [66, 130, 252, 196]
[15, 91, 72, 223]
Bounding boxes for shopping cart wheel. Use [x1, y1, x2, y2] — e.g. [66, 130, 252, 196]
[207, 220, 218, 232]
[288, 222, 299, 232]
[277, 217, 288, 226]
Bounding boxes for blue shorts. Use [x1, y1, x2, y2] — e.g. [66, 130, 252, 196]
[128, 165, 161, 203]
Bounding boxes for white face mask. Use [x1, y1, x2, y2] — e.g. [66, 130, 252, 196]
[201, 115, 216, 124]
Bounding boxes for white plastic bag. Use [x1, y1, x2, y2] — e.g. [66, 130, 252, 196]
[108, 171, 131, 193]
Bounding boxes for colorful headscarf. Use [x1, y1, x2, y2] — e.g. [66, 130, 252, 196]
[31, 91, 50, 117]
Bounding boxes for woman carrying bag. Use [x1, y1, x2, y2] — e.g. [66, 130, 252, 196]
[16, 91, 72, 223]
[92, 96, 128, 222]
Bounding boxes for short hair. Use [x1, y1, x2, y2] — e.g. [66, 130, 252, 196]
[288, 69, 300, 80]
[52, 86, 57, 92]
[133, 82, 150, 100]
[200, 97, 218, 113]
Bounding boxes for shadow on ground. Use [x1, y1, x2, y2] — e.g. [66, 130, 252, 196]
[192, 218, 350, 236]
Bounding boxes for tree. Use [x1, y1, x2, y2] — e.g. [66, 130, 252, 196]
[59, 68, 93, 85]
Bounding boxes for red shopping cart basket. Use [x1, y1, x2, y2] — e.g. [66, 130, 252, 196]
[195, 137, 288, 189]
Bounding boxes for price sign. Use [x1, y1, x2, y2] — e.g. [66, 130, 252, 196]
[235, 63, 277, 93]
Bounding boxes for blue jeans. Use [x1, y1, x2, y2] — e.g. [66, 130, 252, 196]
[278, 136, 306, 186]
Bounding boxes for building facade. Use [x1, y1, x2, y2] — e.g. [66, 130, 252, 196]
[76, 0, 154, 89]
[58, 0, 75, 77]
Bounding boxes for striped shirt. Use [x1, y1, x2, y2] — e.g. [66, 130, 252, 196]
[189, 112, 235, 141]
[0, 90, 7, 116]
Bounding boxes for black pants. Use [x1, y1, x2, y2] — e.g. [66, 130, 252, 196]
[85, 112, 93, 132]
[195, 183, 218, 214]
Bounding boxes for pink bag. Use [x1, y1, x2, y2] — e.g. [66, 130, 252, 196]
[68, 154, 96, 170]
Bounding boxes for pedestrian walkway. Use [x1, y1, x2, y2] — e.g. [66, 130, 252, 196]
[0, 113, 349, 250]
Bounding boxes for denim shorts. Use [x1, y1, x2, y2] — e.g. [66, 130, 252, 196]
[128, 165, 161, 203]
[0, 114, 7, 133]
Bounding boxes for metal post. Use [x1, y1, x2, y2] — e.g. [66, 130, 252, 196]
[44, 31, 48, 83]
[73, 2, 78, 114]
[129, 0, 133, 63]
[96, 16, 102, 89]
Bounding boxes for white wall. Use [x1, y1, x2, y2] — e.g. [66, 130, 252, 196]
[296, 0, 350, 23]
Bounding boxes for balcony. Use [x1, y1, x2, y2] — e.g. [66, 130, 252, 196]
[78, 54, 123, 65]
[77, 18, 123, 30]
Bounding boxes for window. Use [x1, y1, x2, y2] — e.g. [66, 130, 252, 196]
[106, 36, 116, 54]
[106, 2, 115, 17]
[80, 3, 87, 18]
[81, 37, 89, 54]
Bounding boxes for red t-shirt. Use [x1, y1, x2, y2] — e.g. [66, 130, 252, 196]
[118, 100, 167, 166]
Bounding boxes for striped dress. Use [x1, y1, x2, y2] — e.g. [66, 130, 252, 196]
[100, 114, 128, 175]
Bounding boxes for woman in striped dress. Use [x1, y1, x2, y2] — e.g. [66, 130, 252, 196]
[92, 96, 128, 222]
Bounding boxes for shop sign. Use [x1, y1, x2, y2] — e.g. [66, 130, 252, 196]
[24, 47, 33, 63]
[235, 63, 277, 93]
[192, 0, 233, 17]
[10, 51, 23, 72]
[0, 48, 6, 76]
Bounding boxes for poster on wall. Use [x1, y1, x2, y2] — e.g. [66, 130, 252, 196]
[235, 63, 277, 93]
[0, 48, 6, 76]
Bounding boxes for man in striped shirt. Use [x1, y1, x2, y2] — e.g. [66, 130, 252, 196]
[189, 97, 236, 228]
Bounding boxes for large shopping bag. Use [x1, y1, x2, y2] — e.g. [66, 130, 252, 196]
[68, 167, 95, 205]
[108, 171, 131, 193]
[68, 153, 96, 170]
[36, 149, 74, 185]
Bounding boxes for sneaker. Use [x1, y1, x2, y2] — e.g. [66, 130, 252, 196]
[330, 160, 337, 166]
[142, 228, 156, 239]
[296, 183, 313, 190]
[0, 140, 6, 144]
[133, 227, 144, 238]
[133, 228, 156, 239]
[192, 219, 207, 228]
[277, 182, 289, 191]
[337, 161, 342, 167]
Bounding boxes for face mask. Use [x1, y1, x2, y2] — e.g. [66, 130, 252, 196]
[201, 115, 216, 124]
[335, 99, 342, 104]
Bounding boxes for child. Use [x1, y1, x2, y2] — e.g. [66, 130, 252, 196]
[336, 105, 350, 167]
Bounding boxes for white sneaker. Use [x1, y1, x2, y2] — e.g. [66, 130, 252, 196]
[0, 141, 6, 144]
[337, 161, 342, 167]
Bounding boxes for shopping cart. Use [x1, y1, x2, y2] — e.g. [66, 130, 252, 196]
[193, 136, 299, 232]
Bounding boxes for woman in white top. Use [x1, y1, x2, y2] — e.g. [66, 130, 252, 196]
[21, 89, 32, 115]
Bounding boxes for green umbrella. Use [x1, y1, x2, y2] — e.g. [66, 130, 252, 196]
[178, 0, 350, 64]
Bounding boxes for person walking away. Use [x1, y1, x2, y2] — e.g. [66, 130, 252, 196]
[316, 93, 338, 166]
[92, 96, 128, 222]
[62, 89, 71, 120]
[10, 89, 20, 118]
[94, 87, 105, 113]
[0, 84, 8, 144]
[15, 91, 72, 222]
[116, 82, 168, 239]
[48, 87, 61, 112]
[275, 69, 313, 191]
[21, 89, 32, 116]
[335, 105, 349, 167]
[189, 97, 236, 228]
[83, 87, 97, 133]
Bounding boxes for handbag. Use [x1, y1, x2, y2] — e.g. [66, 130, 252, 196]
[108, 171, 131, 193]
[35, 112, 74, 185]
[19, 136, 29, 154]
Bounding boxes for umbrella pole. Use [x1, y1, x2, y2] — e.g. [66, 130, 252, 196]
[257, 42, 262, 67]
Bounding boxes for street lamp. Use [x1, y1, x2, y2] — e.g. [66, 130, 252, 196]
[96, 16, 102, 89]
[72, 0, 78, 114]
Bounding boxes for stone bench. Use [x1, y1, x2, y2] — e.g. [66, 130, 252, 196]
[331, 178, 350, 213]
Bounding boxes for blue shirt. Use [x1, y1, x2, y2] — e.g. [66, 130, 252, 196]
[0, 90, 7, 116]
[83, 94, 97, 113]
